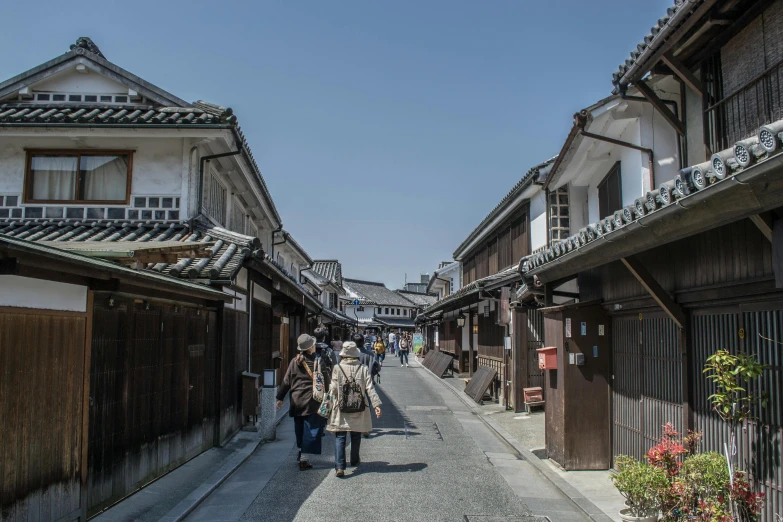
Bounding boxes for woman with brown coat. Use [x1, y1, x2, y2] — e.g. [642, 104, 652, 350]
[276, 334, 329, 470]
[326, 341, 382, 477]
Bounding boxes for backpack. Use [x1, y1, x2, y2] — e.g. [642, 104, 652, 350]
[336, 364, 366, 413]
[302, 356, 325, 402]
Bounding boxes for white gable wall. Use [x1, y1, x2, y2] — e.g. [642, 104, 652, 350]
[530, 189, 547, 251]
[31, 68, 129, 95]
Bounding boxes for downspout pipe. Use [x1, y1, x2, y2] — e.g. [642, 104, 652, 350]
[197, 148, 242, 217]
[270, 225, 285, 259]
[579, 128, 655, 193]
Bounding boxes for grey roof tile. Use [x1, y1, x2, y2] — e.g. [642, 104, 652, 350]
[343, 279, 415, 307]
[0, 217, 259, 283]
[395, 290, 437, 307]
[313, 260, 343, 286]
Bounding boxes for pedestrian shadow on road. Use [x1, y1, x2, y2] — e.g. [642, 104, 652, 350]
[348, 461, 427, 477]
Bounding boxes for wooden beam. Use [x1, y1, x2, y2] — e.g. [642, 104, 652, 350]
[635, 81, 686, 136]
[552, 290, 580, 298]
[749, 214, 772, 242]
[662, 51, 703, 96]
[621, 255, 687, 328]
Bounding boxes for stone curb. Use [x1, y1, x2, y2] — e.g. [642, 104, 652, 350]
[159, 403, 290, 522]
[419, 362, 614, 522]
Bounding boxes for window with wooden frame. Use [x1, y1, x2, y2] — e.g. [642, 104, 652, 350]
[548, 185, 570, 244]
[24, 150, 132, 203]
[204, 170, 227, 225]
[598, 162, 622, 220]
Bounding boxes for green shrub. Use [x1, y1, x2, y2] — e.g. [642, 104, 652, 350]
[678, 452, 730, 507]
[611, 455, 670, 517]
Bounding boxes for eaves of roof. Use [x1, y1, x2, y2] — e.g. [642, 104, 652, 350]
[453, 157, 557, 260]
[0, 39, 190, 107]
[542, 94, 620, 190]
[0, 217, 259, 283]
[523, 120, 783, 282]
[0, 234, 230, 300]
[611, 0, 707, 95]
[418, 267, 520, 319]
[278, 230, 314, 266]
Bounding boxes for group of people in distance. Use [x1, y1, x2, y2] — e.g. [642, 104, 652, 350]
[371, 330, 413, 367]
[275, 327, 416, 477]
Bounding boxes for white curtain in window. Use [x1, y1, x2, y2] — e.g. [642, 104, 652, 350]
[31, 156, 77, 200]
[83, 155, 127, 201]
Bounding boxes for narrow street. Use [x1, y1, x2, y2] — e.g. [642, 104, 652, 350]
[185, 358, 592, 522]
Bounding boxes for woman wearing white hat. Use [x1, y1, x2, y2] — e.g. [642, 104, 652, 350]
[326, 341, 382, 477]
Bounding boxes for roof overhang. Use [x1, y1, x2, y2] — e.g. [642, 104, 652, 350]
[528, 154, 783, 283]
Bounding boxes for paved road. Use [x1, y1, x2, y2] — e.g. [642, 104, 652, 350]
[186, 356, 591, 522]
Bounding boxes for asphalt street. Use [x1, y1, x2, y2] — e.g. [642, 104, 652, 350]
[185, 356, 592, 522]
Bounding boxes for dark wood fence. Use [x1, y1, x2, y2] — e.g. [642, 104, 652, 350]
[0, 308, 87, 522]
[220, 309, 247, 444]
[87, 298, 218, 516]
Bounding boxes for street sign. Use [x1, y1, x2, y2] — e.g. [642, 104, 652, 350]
[353, 299, 360, 306]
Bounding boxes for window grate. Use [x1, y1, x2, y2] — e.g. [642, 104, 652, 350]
[204, 171, 227, 225]
[548, 185, 570, 244]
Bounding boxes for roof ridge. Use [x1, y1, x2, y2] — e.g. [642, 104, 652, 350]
[344, 278, 385, 286]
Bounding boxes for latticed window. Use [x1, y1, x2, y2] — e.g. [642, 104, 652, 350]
[230, 197, 246, 234]
[548, 185, 569, 244]
[204, 171, 227, 225]
[245, 220, 258, 239]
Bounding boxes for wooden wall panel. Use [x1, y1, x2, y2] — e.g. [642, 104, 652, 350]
[0, 310, 85, 522]
[478, 309, 505, 360]
[594, 219, 773, 304]
[221, 309, 249, 443]
[461, 207, 529, 283]
[87, 299, 217, 516]
[488, 238, 498, 275]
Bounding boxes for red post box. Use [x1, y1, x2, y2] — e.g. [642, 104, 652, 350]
[536, 347, 558, 370]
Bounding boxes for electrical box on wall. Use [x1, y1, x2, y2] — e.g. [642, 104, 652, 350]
[575, 353, 585, 366]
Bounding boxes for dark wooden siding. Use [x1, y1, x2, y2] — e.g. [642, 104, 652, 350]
[87, 298, 218, 515]
[220, 309, 248, 444]
[461, 207, 529, 285]
[438, 319, 458, 356]
[0, 309, 86, 522]
[478, 309, 505, 361]
[582, 218, 773, 304]
[251, 301, 273, 374]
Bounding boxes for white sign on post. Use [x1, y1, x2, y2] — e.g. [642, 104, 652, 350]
[565, 318, 572, 338]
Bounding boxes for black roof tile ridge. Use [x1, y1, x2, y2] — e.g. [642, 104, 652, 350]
[343, 278, 386, 286]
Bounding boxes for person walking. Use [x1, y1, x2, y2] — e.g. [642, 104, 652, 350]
[388, 331, 397, 357]
[373, 335, 386, 365]
[313, 327, 336, 371]
[399, 335, 410, 367]
[276, 334, 328, 470]
[326, 341, 382, 477]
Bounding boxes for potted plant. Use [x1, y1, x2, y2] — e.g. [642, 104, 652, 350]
[612, 455, 669, 521]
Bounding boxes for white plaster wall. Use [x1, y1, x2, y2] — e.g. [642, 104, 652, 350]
[586, 121, 643, 223]
[0, 136, 186, 196]
[569, 185, 588, 233]
[252, 282, 272, 305]
[639, 101, 680, 187]
[0, 275, 87, 311]
[32, 68, 128, 94]
[530, 190, 548, 251]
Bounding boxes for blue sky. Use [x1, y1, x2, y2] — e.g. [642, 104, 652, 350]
[0, 0, 671, 288]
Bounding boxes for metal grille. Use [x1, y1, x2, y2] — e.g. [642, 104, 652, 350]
[548, 185, 570, 243]
[612, 314, 683, 463]
[692, 309, 783, 521]
[527, 308, 545, 390]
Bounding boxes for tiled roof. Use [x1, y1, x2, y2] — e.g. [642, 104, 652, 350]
[453, 156, 557, 259]
[343, 279, 415, 307]
[0, 217, 259, 282]
[611, 0, 704, 94]
[523, 116, 783, 276]
[70, 37, 105, 59]
[193, 100, 282, 226]
[0, 234, 229, 300]
[396, 290, 437, 308]
[376, 317, 415, 328]
[313, 260, 343, 286]
[0, 104, 232, 126]
[261, 255, 323, 311]
[418, 266, 519, 320]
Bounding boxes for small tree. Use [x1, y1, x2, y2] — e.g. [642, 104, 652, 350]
[703, 349, 768, 521]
